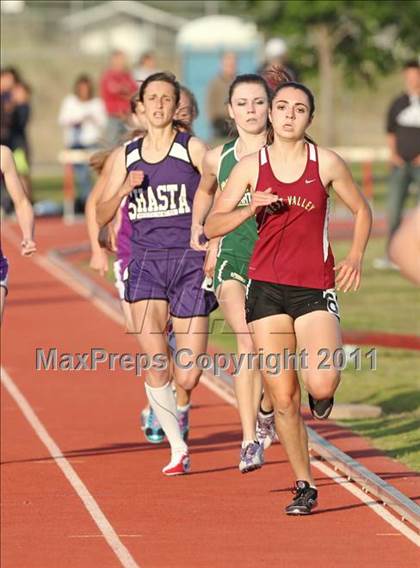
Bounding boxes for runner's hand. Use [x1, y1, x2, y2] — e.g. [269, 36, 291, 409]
[190, 224, 208, 251]
[334, 255, 362, 292]
[21, 239, 36, 257]
[119, 170, 144, 197]
[98, 225, 116, 253]
[204, 245, 218, 278]
[89, 248, 108, 277]
[249, 188, 278, 215]
[128, 170, 144, 189]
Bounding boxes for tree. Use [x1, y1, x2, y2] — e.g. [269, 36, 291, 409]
[230, 0, 420, 144]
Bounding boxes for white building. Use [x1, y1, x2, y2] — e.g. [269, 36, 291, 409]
[61, 1, 187, 61]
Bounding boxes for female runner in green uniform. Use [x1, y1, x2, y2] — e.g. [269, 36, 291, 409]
[191, 74, 278, 473]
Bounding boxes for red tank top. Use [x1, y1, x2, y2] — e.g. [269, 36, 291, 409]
[248, 142, 335, 289]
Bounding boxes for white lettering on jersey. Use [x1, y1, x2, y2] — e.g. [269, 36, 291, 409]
[127, 183, 191, 220]
[156, 186, 169, 210]
[178, 184, 189, 214]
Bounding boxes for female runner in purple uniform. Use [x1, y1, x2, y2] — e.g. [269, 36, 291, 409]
[97, 73, 217, 475]
[86, 88, 200, 444]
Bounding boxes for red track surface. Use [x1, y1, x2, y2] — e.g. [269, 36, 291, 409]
[1, 220, 419, 568]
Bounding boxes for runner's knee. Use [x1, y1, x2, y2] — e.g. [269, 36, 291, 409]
[269, 390, 300, 416]
[305, 370, 340, 400]
[176, 369, 201, 391]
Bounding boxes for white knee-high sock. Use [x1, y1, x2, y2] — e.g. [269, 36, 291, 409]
[145, 382, 187, 456]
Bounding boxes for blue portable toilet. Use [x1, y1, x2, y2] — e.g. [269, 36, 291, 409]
[177, 15, 262, 141]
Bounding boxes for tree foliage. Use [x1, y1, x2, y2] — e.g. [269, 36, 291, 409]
[232, 0, 420, 83]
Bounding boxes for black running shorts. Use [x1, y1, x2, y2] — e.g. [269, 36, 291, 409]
[245, 280, 340, 324]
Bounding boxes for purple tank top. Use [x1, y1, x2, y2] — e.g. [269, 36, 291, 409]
[125, 131, 202, 258]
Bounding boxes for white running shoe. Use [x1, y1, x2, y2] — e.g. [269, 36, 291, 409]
[256, 411, 277, 449]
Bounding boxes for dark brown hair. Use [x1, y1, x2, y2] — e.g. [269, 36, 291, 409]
[138, 72, 191, 132]
[226, 69, 292, 139]
[267, 81, 316, 145]
[74, 74, 94, 99]
[138, 71, 180, 105]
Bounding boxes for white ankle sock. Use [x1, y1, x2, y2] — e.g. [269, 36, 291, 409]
[145, 382, 187, 456]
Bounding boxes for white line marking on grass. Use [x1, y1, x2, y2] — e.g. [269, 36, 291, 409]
[1, 367, 141, 568]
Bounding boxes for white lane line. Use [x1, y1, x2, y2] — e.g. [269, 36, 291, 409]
[1, 367, 141, 568]
[69, 535, 143, 539]
[311, 458, 420, 547]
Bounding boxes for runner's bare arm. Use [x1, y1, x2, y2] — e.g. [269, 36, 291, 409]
[204, 154, 277, 238]
[0, 145, 36, 255]
[96, 147, 132, 227]
[191, 146, 221, 250]
[188, 137, 208, 175]
[320, 148, 372, 292]
[204, 187, 224, 273]
[85, 148, 119, 260]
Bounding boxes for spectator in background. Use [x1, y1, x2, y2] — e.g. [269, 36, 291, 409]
[134, 51, 158, 82]
[10, 80, 32, 200]
[374, 60, 420, 270]
[258, 38, 298, 83]
[206, 52, 237, 139]
[100, 50, 137, 146]
[1, 67, 29, 214]
[58, 74, 107, 212]
[0, 67, 21, 148]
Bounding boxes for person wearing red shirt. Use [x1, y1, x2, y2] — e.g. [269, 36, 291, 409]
[205, 80, 372, 515]
[100, 50, 137, 146]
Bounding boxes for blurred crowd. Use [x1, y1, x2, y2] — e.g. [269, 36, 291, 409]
[0, 66, 32, 210]
[1, 42, 418, 256]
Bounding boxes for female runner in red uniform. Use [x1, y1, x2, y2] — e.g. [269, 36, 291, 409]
[204, 81, 372, 514]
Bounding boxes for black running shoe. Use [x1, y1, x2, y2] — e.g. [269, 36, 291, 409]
[285, 480, 318, 515]
[308, 393, 334, 420]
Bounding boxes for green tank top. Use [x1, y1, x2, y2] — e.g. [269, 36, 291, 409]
[216, 138, 258, 260]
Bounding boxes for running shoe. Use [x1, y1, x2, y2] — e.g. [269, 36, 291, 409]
[162, 452, 190, 476]
[285, 480, 318, 515]
[256, 411, 277, 449]
[239, 441, 264, 473]
[308, 394, 334, 420]
[177, 406, 190, 441]
[140, 407, 165, 444]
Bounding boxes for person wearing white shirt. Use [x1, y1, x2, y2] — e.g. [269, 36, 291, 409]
[58, 75, 106, 211]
